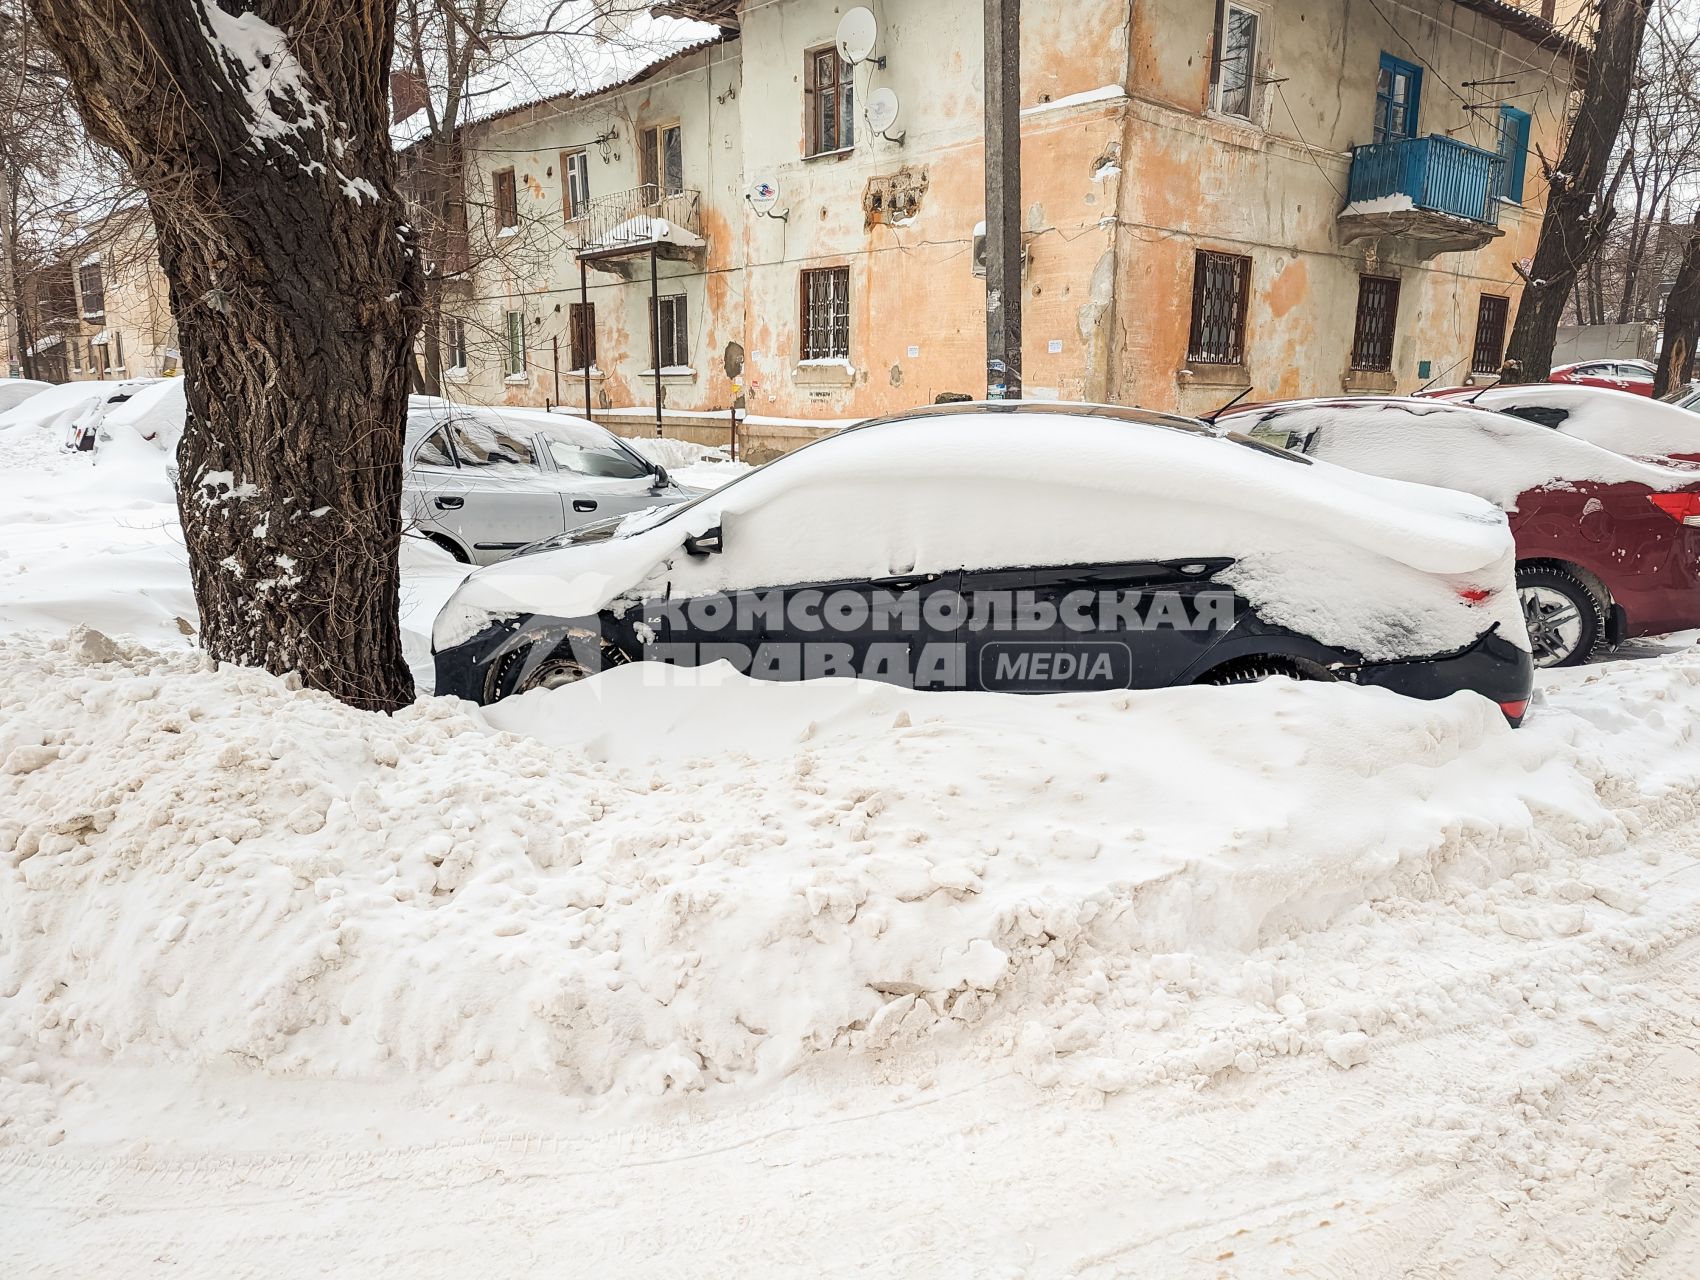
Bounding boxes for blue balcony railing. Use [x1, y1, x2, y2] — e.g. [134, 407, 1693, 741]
[1345, 135, 1506, 227]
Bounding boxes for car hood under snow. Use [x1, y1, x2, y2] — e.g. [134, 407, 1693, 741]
[434, 412, 1523, 662]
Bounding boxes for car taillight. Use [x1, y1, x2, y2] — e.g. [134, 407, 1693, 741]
[1648, 493, 1700, 526]
[1457, 586, 1495, 604]
[1500, 699, 1529, 725]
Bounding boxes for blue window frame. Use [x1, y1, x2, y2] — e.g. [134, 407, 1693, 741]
[1375, 53, 1422, 143]
[1497, 106, 1532, 203]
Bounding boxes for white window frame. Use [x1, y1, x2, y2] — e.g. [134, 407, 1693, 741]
[1210, 1, 1265, 124]
[563, 150, 591, 220]
[443, 316, 468, 371]
[503, 309, 527, 380]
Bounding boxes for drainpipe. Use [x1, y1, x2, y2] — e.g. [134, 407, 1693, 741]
[651, 244, 663, 436]
[580, 257, 593, 421]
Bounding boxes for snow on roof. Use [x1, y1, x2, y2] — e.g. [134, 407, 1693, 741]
[1462, 383, 1700, 463]
[391, 3, 724, 147]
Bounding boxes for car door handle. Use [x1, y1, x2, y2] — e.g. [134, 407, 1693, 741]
[434, 496, 464, 510]
[871, 573, 936, 591]
[573, 499, 598, 512]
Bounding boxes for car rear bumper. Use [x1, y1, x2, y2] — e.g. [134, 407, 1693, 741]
[1349, 626, 1535, 725]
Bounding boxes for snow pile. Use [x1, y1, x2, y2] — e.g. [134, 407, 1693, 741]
[443, 412, 1523, 661]
[5, 634, 1700, 1122]
[620, 432, 752, 489]
[1339, 193, 1418, 217]
[0, 379, 133, 434]
[0, 378, 52, 412]
[1463, 382, 1700, 464]
[1229, 396, 1700, 508]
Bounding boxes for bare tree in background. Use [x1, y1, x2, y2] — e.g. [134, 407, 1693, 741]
[392, 0, 661, 396]
[1655, 209, 1700, 394]
[27, 0, 422, 712]
[1503, 0, 1656, 382]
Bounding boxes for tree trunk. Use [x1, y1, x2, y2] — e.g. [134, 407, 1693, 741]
[27, 0, 422, 712]
[1502, 0, 1653, 384]
[1655, 212, 1700, 397]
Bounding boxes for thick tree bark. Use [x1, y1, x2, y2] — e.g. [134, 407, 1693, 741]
[1654, 212, 1700, 397]
[1502, 0, 1653, 384]
[27, 0, 422, 711]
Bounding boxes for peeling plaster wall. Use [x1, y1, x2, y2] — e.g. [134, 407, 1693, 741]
[447, 0, 1579, 428]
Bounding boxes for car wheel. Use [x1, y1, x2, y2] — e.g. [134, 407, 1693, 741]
[483, 631, 627, 702]
[1516, 565, 1604, 669]
[1197, 657, 1315, 686]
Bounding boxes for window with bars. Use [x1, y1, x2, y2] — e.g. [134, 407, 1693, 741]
[493, 168, 518, 230]
[650, 294, 688, 369]
[1186, 250, 1252, 365]
[805, 46, 854, 156]
[562, 150, 591, 219]
[800, 267, 851, 361]
[78, 260, 105, 320]
[569, 302, 596, 371]
[1350, 275, 1402, 372]
[1471, 295, 1510, 374]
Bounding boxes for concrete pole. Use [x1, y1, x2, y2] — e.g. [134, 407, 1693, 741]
[984, 0, 1022, 400]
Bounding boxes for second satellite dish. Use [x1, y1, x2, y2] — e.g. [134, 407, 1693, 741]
[866, 87, 904, 144]
[836, 7, 879, 65]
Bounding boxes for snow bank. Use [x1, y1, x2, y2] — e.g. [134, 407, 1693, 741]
[0, 379, 133, 434]
[5, 634, 1700, 1119]
[1463, 383, 1700, 463]
[0, 378, 52, 413]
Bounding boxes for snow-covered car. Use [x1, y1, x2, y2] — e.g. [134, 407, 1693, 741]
[0, 377, 53, 412]
[1548, 359, 1657, 396]
[432, 402, 1534, 721]
[405, 400, 696, 565]
[1660, 382, 1700, 412]
[1224, 396, 1700, 667]
[1423, 382, 1700, 467]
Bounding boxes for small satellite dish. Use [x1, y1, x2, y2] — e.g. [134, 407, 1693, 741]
[867, 87, 901, 137]
[746, 175, 788, 221]
[836, 7, 878, 65]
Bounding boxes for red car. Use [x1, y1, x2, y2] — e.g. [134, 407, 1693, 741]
[1421, 383, 1700, 467]
[1548, 359, 1657, 397]
[1227, 397, 1700, 666]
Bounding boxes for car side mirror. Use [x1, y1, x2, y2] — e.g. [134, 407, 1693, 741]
[684, 525, 723, 557]
[651, 463, 670, 489]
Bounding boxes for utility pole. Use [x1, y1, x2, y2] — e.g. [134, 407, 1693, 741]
[984, 0, 1022, 400]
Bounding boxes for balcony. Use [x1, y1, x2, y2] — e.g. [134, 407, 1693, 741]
[572, 185, 706, 279]
[1338, 135, 1507, 259]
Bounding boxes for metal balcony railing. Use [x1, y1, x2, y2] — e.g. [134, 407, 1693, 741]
[571, 184, 704, 255]
[1345, 135, 1507, 227]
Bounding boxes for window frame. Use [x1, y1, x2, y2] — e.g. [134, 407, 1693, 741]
[1496, 106, 1531, 204]
[1374, 53, 1422, 144]
[568, 301, 596, 372]
[78, 258, 106, 321]
[649, 293, 689, 370]
[1471, 294, 1510, 375]
[640, 124, 684, 197]
[1186, 249, 1253, 366]
[492, 167, 518, 230]
[804, 44, 855, 157]
[1210, 2, 1262, 122]
[503, 309, 527, 379]
[800, 266, 852, 362]
[1350, 274, 1402, 373]
[561, 149, 591, 220]
[443, 316, 468, 370]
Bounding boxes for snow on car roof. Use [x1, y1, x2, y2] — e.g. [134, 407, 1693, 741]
[1227, 396, 1697, 508]
[1458, 383, 1700, 462]
[441, 407, 1523, 662]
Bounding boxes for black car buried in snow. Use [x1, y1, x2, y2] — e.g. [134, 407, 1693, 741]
[431, 402, 1534, 722]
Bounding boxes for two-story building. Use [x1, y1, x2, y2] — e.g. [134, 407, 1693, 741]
[405, 0, 1589, 445]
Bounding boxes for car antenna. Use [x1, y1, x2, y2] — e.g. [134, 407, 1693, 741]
[1202, 386, 1253, 426]
[1418, 358, 1465, 395]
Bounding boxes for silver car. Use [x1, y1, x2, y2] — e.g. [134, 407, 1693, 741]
[405, 400, 693, 565]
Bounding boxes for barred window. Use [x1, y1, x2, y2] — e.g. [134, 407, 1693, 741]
[1187, 250, 1251, 365]
[801, 267, 851, 361]
[1471, 295, 1510, 375]
[1350, 275, 1401, 372]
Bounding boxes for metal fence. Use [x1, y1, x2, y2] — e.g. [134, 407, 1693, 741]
[570, 184, 703, 254]
[1346, 135, 1506, 226]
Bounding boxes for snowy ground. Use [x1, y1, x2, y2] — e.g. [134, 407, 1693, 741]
[3, 421, 1700, 1277]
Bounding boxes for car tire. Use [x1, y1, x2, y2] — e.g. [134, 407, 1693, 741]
[424, 532, 470, 564]
[1516, 565, 1604, 669]
[483, 630, 628, 702]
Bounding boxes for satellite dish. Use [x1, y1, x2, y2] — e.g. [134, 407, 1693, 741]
[747, 175, 787, 221]
[866, 87, 901, 136]
[836, 7, 878, 65]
